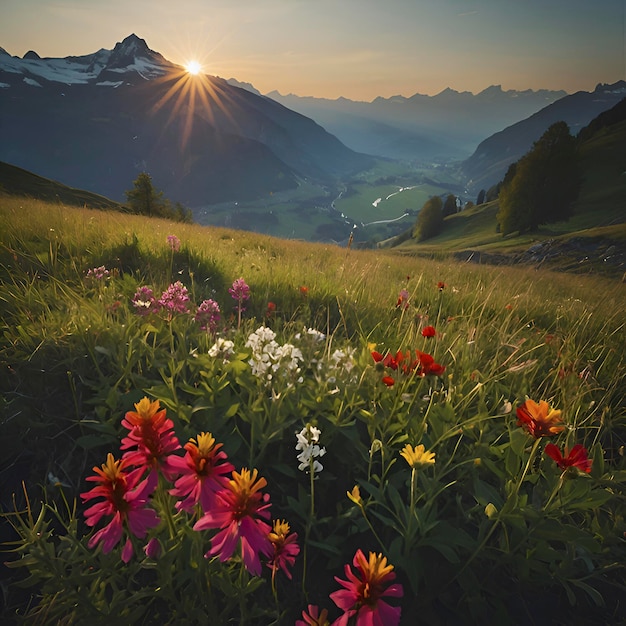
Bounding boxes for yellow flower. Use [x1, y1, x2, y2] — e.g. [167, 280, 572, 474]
[400, 443, 436, 469]
[347, 485, 363, 507]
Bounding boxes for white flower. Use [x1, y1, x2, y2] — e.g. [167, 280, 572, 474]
[295, 425, 326, 474]
[208, 338, 235, 360]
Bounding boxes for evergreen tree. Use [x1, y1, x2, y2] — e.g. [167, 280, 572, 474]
[496, 122, 581, 235]
[413, 196, 444, 241]
[442, 194, 457, 217]
[125, 172, 164, 217]
[476, 189, 486, 205]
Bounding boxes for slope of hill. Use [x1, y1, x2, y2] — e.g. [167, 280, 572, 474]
[0, 161, 121, 210]
[0, 34, 373, 207]
[460, 81, 626, 193]
[394, 100, 626, 278]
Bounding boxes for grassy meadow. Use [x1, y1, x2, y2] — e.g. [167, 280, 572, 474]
[1, 195, 626, 624]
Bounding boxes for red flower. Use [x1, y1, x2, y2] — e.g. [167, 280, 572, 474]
[296, 605, 330, 626]
[121, 397, 181, 481]
[300, 286, 309, 296]
[437, 281, 446, 291]
[516, 399, 565, 438]
[193, 468, 272, 575]
[330, 549, 403, 626]
[266, 301, 276, 317]
[81, 453, 160, 555]
[421, 325, 436, 338]
[545, 443, 592, 473]
[267, 519, 300, 580]
[415, 350, 446, 376]
[169, 432, 234, 513]
[382, 375, 395, 387]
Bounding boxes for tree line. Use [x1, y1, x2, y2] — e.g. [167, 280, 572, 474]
[411, 121, 581, 241]
[125, 172, 193, 223]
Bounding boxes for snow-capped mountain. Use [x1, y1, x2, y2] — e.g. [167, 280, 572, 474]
[0, 35, 372, 205]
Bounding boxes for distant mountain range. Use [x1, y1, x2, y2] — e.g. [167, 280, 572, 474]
[0, 34, 372, 205]
[228, 79, 567, 161]
[460, 80, 626, 192]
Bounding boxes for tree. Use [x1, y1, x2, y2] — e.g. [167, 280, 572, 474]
[125, 172, 164, 217]
[496, 122, 581, 235]
[413, 196, 443, 241]
[476, 189, 486, 205]
[442, 194, 457, 217]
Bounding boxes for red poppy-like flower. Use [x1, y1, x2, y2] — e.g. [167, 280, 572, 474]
[193, 468, 272, 576]
[421, 325, 436, 338]
[545, 443, 592, 473]
[169, 432, 234, 513]
[330, 549, 403, 626]
[121, 397, 181, 481]
[415, 350, 446, 376]
[437, 281, 446, 291]
[81, 453, 160, 555]
[382, 375, 395, 387]
[296, 605, 330, 626]
[266, 301, 277, 317]
[300, 286, 309, 296]
[267, 519, 300, 580]
[516, 399, 565, 438]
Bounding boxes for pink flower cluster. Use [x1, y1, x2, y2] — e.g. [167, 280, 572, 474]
[81, 397, 299, 578]
[195, 298, 221, 333]
[229, 277, 250, 311]
[86, 265, 110, 280]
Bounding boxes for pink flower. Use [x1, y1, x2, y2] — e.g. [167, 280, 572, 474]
[396, 289, 409, 309]
[120, 397, 181, 481]
[193, 468, 272, 576]
[132, 286, 158, 315]
[545, 443, 592, 473]
[81, 453, 159, 555]
[169, 432, 234, 513]
[267, 519, 300, 580]
[166, 234, 181, 252]
[144, 537, 162, 559]
[330, 549, 403, 626]
[296, 605, 330, 626]
[195, 299, 221, 333]
[421, 325, 436, 338]
[158, 281, 190, 314]
[229, 278, 250, 309]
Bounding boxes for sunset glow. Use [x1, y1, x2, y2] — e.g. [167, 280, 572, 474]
[185, 60, 202, 75]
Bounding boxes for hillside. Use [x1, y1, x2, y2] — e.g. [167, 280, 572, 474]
[394, 99, 626, 278]
[0, 160, 121, 210]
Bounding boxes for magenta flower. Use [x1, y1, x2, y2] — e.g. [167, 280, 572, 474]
[120, 397, 181, 481]
[195, 299, 221, 333]
[267, 519, 300, 581]
[193, 468, 272, 576]
[132, 286, 158, 315]
[86, 265, 110, 280]
[169, 432, 234, 513]
[166, 234, 181, 252]
[545, 443, 592, 473]
[81, 453, 160, 555]
[330, 549, 403, 626]
[158, 281, 190, 314]
[229, 277, 250, 328]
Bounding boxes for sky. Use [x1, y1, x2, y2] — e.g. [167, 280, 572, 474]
[1, 0, 624, 100]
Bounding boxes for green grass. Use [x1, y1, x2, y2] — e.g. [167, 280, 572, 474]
[1, 195, 626, 624]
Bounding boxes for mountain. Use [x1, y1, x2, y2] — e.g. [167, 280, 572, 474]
[460, 81, 626, 193]
[259, 85, 567, 162]
[0, 35, 373, 206]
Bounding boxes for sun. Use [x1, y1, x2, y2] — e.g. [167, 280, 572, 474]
[185, 60, 202, 75]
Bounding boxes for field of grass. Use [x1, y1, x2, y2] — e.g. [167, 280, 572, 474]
[1, 196, 625, 624]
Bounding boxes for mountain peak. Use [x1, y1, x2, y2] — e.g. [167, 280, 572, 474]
[106, 33, 152, 69]
[23, 50, 41, 60]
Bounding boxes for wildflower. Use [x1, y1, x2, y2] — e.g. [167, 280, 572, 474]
[144, 537, 162, 559]
[296, 424, 326, 474]
[166, 234, 181, 252]
[81, 453, 160, 555]
[194, 468, 272, 576]
[121, 537, 134, 563]
[396, 289, 409, 309]
[516, 399, 565, 438]
[158, 281, 190, 314]
[545, 443, 592, 474]
[347, 485, 363, 507]
[299, 285, 309, 297]
[86, 265, 110, 280]
[400, 443, 436, 469]
[169, 432, 234, 513]
[296, 605, 330, 626]
[421, 325, 436, 338]
[382, 375, 395, 387]
[195, 298, 221, 333]
[208, 337, 235, 361]
[437, 281, 446, 291]
[415, 350, 446, 377]
[132, 286, 158, 315]
[229, 277, 250, 310]
[120, 397, 181, 481]
[330, 549, 403, 626]
[267, 519, 300, 580]
[266, 301, 276, 317]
